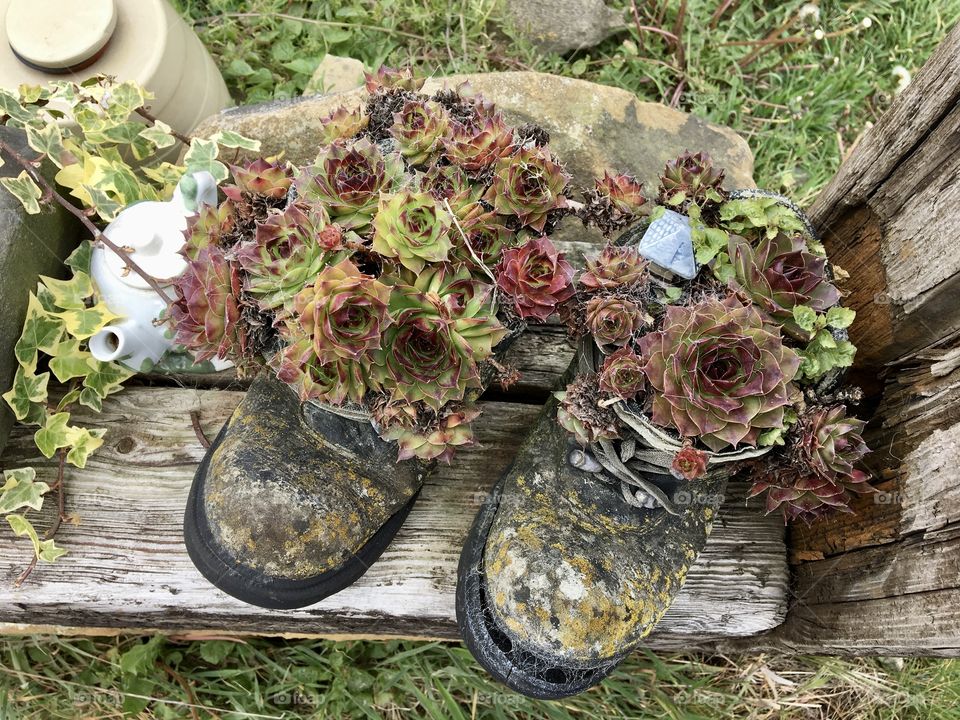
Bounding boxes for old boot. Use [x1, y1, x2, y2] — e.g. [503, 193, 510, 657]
[184, 375, 426, 609]
[455, 352, 753, 698]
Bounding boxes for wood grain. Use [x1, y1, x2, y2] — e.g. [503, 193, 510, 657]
[0, 388, 788, 645]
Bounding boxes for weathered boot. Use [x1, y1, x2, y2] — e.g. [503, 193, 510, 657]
[184, 375, 427, 609]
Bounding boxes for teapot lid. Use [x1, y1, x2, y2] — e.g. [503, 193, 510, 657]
[101, 201, 188, 290]
[6, 0, 117, 71]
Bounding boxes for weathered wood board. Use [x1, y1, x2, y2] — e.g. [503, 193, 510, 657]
[0, 385, 789, 647]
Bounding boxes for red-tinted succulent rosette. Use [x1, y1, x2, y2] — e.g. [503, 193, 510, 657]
[495, 236, 574, 322]
[170, 245, 245, 363]
[638, 295, 801, 451]
[728, 232, 840, 341]
[597, 347, 646, 401]
[483, 146, 569, 232]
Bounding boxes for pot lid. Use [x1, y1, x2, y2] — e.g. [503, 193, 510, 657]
[6, 0, 117, 71]
[101, 201, 188, 290]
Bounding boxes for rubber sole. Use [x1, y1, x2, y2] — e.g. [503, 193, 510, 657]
[455, 478, 622, 700]
[183, 419, 419, 610]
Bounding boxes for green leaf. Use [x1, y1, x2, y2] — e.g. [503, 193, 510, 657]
[212, 130, 261, 152]
[663, 286, 682, 302]
[34, 413, 81, 459]
[792, 305, 818, 333]
[2, 366, 49, 421]
[0, 170, 43, 214]
[40, 271, 94, 310]
[66, 427, 106, 469]
[6, 514, 67, 562]
[65, 241, 94, 275]
[138, 121, 178, 150]
[54, 302, 122, 340]
[826, 306, 856, 329]
[184, 138, 228, 183]
[48, 338, 93, 382]
[26, 123, 69, 168]
[83, 359, 134, 401]
[758, 427, 786, 447]
[227, 58, 256, 77]
[0, 468, 49, 513]
[120, 636, 165, 676]
[15, 294, 64, 372]
[199, 640, 236, 665]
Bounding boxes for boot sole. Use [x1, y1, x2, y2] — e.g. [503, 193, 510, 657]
[184, 420, 419, 610]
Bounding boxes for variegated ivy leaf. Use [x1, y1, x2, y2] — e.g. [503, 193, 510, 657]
[212, 130, 262, 152]
[39, 271, 94, 310]
[54, 301, 121, 340]
[99, 81, 151, 121]
[0, 170, 43, 214]
[66, 427, 106, 469]
[0, 87, 37, 123]
[139, 121, 178, 150]
[1, 366, 49, 421]
[34, 412, 81, 459]
[140, 161, 185, 194]
[6, 514, 67, 562]
[15, 294, 64, 373]
[17, 83, 46, 104]
[65, 240, 94, 275]
[184, 137, 229, 183]
[79, 360, 134, 412]
[0, 468, 49, 514]
[25, 123, 71, 168]
[48, 338, 92, 382]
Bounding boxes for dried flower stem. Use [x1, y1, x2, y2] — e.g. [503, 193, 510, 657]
[0, 139, 174, 307]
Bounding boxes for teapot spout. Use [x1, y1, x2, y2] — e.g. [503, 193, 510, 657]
[89, 320, 169, 372]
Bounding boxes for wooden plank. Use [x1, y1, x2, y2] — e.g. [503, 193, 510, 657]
[808, 23, 960, 382]
[0, 388, 788, 645]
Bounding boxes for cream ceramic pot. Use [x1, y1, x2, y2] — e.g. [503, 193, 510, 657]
[88, 172, 219, 372]
[0, 0, 230, 135]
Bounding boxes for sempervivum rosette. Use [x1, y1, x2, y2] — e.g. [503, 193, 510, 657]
[548, 150, 872, 523]
[169, 67, 582, 461]
[638, 296, 801, 451]
[295, 138, 404, 229]
[170, 245, 246, 364]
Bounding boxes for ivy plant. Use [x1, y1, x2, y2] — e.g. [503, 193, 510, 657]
[0, 76, 259, 583]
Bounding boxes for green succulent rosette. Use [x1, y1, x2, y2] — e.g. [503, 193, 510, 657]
[372, 191, 454, 273]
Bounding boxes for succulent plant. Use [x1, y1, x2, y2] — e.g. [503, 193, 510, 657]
[234, 201, 347, 311]
[295, 138, 404, 229]
[275, 337, 367, 405]
[182, 201, 237, 260]
[657, 150, 726, 212]
[442, 113, 514, 173]
[372, 266, 504, 410]
[581, 171, 647, 233]
[483, 146, 569, 232]
[672, 445, 710, 480]
[286, 259, 392, 364]
[579, 244, 649, 291]
[555, 373, 620, 446]
[170, 245, 246, 363]
[317, 106, 368, 145]
[371, 191, 453, 273]
[454, 211, 514, 269]
[389, 99, 451, 166]
[585, 295, 643, 348]
[416, 163, 483, 218]
[223, 158, 293, 203]
[376, 401, 482, 462]
[364, 65, 424, 93]
[597, 347, 646, 400]
[728, 232, 841, 341]
[638, 295, 801, 451]
[495, 236, 574, 322]
[749, 406, 872, 523]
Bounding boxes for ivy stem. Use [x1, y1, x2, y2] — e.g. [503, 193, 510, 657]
[0, 139, 174, 307]
[134, 107, 193, 146]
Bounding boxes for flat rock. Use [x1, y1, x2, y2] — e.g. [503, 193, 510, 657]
[193, 71, 755, 256]
[503, 0, 625, 54]
[304, 54, 365, 96]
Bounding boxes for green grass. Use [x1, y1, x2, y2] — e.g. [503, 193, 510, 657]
[4, 1, 960, 717]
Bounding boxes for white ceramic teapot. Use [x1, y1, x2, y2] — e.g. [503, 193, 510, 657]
[88, 172, 219, 372]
